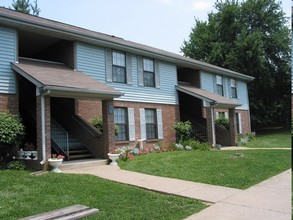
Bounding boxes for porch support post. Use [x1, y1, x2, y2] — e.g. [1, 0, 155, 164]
[102, 99, 115, 158]
[206, 106, 216, 146]
[228, 108, 237, 146]
[36, 94, 51, 170]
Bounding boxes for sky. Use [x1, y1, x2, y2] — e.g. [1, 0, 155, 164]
[0, 0, 291, 55]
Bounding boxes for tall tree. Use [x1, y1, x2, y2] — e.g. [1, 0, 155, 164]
[11, 0, 40, 16]
[181, 0, 290, 129]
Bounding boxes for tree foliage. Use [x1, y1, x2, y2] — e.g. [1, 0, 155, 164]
[181, 0, 290, 128]
[0, 111, 25, 145]
[10, 0, 40, 16]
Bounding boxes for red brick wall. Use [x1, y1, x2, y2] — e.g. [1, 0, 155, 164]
[76, 99, 180, 149]
[237, 110, 251, 134]
[113, 101, 180, 149]
[0, 94, 18, 114]
[209, 108, 251, 134]
[75, 99, 102, 121]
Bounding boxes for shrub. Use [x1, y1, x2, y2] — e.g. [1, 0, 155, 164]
[173, 121, 192, 142]
[181, 139, 201, 150]
[215, 116, 230, 129]
[7, 160, 26, 170]
[197, 143, 211, 151]
[91, 116, 120, 135]
[0, 111, 25, 145]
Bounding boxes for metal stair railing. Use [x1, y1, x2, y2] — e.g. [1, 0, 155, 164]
[192, 121, 208, 142]
[51, 118, 69, 157]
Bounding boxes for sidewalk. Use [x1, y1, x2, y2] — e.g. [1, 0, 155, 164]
[64, 167, 291, 220]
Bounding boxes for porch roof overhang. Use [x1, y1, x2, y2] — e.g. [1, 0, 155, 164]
[11, 58, 123, 99]
[176, 84, 241, 108]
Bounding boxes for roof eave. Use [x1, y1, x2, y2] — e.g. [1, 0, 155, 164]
[1, 9, 254, 82]
[41, 85, 123, 99]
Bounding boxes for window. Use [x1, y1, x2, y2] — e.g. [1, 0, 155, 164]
[216, 75, 224, 96]
[230, 79, 237, 98]
[143, 58, 155, 87]
[112, 51, 126, 83]
[114, 107, 128, 141]
[145, 109, 157, 139]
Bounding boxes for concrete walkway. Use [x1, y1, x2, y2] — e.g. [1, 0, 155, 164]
[64, 166, 291, 219]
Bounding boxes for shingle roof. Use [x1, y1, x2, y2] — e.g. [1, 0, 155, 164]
[176, 83, 241, 108]
[12, 58, 122, 99]
[0, 7, 254, 82]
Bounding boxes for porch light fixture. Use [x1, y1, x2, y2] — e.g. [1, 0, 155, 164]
[108, 104, 113, 114]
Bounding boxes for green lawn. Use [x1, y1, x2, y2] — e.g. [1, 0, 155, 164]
[246, 128, 291, 148]
[119, 149, 291, 189]
[0, 171, 206, 220]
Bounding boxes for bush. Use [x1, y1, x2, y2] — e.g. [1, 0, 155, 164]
[91, 116, 120, 135]
[173, 121, 192, 142]
[181, 139, 201, 150]
[215, 116, 230, 129]
[197, 142, 212, 151]
[7, 160, 26, 170]
[0, 111, 25, 145]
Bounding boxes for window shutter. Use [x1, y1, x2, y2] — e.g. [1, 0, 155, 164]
[224, 112, 228, 119]
[216, 112, 219, 119]
[139, 108, 146, 140]
[126, 53, 132, 85]
[137, 56, 143, 86]
[155, 60, 160, 88]
[128, 108, 135, 141]
[238, 113, 242, 134]
[156, 109, 163, 139]
[105, 48, 112, 82]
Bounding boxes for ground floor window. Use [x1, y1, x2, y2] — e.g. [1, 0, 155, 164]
[114, 107, 128, 141]
[145, 108, 157, 139]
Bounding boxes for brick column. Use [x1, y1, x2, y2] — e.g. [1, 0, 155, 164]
[36, 95, 51, 170]
[102, 100, 115, 158]
[206, 107, 215, 145]
[228, 108, 237, 146]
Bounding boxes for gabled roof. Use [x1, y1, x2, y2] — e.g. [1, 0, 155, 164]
[0, 7, 254, 82]
[12, 58, 123, 99]
[176, 83, 241, 108]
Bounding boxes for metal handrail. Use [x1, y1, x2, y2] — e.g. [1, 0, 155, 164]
[51, 118, 69, 157]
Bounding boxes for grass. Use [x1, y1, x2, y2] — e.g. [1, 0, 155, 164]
[119, 149, 291, 189]
[0, 171, 206, 220]
[245, 127, 291, 148]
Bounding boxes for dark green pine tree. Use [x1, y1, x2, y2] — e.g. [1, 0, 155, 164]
[181, 0, 290, 129]
[11, 0, 40, 16]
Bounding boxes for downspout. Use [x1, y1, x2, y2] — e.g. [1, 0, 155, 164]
[39, 94, 46, 165]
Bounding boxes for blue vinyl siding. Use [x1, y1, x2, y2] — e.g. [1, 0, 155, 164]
[76, 42, 178, 105]
[235, 81, 249, 110]
[75, 42, 106, 82]
[0, 27, 17, 94]
[200, 71, 249, 110]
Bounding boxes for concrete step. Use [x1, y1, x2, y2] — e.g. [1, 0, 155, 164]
[60, 159, 108, 170]
[69, 154, 93, 160]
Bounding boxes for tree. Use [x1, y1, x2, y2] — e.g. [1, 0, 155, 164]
[181, 0, 291, 129]
[10, 0, 40, 16]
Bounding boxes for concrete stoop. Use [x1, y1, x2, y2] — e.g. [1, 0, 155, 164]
[60, 159, 108, 171]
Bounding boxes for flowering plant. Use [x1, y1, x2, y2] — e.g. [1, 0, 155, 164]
[51, 154, 65, 160]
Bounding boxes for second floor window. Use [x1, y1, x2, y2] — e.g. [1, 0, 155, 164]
[216, 75, 224, 96]
[143, 58, 155, 87]
[230, 79, 237, 98]
[112, 51, 126, 83]
[145, 109, 157, 139]
[114, 107, 128, 141]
